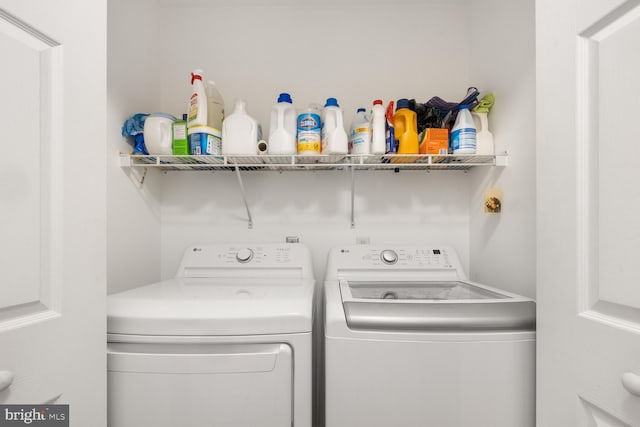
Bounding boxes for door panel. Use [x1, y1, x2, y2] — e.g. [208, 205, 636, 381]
[0, 1, 106, 425]
[0, 8, 62, 325]
[538, 0, 640, 424]
[581, 398, 631, 427]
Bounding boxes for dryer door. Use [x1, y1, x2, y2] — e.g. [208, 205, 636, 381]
[107, 342, 292, 427]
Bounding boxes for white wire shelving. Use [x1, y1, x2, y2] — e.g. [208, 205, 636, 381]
[119, 152, 507, 229]
[119, 153, 507, 171]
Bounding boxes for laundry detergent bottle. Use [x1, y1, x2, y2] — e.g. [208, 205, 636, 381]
[188, 69, 207, 128]
[268, 92, 297, 155]
[222, 99, 262, 155]
[321, 97, 348, 155]
[393, 98, 419, 156]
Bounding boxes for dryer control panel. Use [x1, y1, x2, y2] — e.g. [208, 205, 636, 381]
[176, 243, 314, 279]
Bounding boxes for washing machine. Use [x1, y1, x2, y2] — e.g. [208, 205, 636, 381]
[324, 245, 536, 427]
[107, 243, 314, 427]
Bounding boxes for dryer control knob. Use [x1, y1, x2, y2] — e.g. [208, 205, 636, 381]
[380, 250, 398, 265]
[236, 248, 254, 263]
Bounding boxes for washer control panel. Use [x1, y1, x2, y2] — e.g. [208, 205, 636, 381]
[337, 246, 456, 269]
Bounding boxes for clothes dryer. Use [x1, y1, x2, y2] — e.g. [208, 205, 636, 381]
[324, 245, 535, 427]
[107, 243, 314, 427]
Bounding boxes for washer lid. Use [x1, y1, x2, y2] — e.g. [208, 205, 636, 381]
[107, 277, 314, 336]
[339, 280, 535, 332]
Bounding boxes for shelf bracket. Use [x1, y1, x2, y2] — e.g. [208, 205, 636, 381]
[350, 166, 356, 229]
[233, 165, 253, 229]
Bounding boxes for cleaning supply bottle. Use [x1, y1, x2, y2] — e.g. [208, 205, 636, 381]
[393, 98, 419, 155]
[297, 104, 322, 155]
[471, 111, 494, 155]
[268, 92, 297, 155]
[370, 99, 386, 154]
[451, 105, 476, 154]
[188, 69, 207, 128]
[172, 114, 189, 155]
[321, 97, 348, 155]
[206, 80, 225, 130]
[349, 108, 371, 155]
[385, 100, 396, 153]
[222, 99, 261, 155]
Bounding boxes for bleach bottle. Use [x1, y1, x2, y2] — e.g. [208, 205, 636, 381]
[188, 69, 207, 128]
[268, 92, 297, 155]
[349, 107, 371, 155]
[321, 97, 348, 155]
[451, 105, 476, 154]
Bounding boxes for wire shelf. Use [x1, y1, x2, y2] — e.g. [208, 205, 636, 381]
[120, 153, 507, 171]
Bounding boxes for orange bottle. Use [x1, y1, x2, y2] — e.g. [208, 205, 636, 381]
[393, 98, 419, 155]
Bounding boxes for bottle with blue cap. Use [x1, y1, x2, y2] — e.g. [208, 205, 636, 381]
[268, 92, 297, 155]
[349, 107, 371, 155]
[321, 97, 348, 155]
[451, 105, 477, 154]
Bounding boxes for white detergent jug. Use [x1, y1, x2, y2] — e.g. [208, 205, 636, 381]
[451, 105, 476, 154]
[321, 97, 348, 155]
[268, 92, 297, 155]
[349, 107, 371, 155]
[472, 111, 494, 155]
[222, 99, 261, 156]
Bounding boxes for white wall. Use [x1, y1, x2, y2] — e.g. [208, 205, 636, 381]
[107, 0, 536, 298]
[468, 0, 536, 298]
[153, 1, 476, 283]
[107, 0, 164, 294]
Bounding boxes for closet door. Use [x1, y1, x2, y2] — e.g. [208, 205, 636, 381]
[537, 0, 640, 424]
[0, 1, 106, 424]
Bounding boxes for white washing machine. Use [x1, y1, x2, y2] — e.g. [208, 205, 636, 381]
[107, 243, 314, 427]
[324, 245, 536, 427]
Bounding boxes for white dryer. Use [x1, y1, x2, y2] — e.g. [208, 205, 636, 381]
[107, 243, 314, 427]
[324, 245, 535, 427]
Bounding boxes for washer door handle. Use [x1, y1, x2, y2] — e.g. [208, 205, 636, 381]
[0, 370, 14, 392]
[622, 372, 640, 397]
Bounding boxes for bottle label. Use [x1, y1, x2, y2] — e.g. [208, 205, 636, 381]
[297, 113, 321, 153]
[188, 93, 199, 122]
[172, 123, 187, 140]
[350, 127, 371, 153]
[451, 128, 476, 152]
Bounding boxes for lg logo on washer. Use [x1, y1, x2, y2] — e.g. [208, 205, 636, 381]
[1, 405, 68, 426]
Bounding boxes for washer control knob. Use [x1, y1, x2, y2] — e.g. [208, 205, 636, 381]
[236, 248, 254, 263]
[380, 249, 398, 265]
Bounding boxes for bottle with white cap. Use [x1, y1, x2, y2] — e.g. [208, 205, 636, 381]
[370, 99, 386, 154]
[222, 99, 262, 155]
[268, 92, 297, 155]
